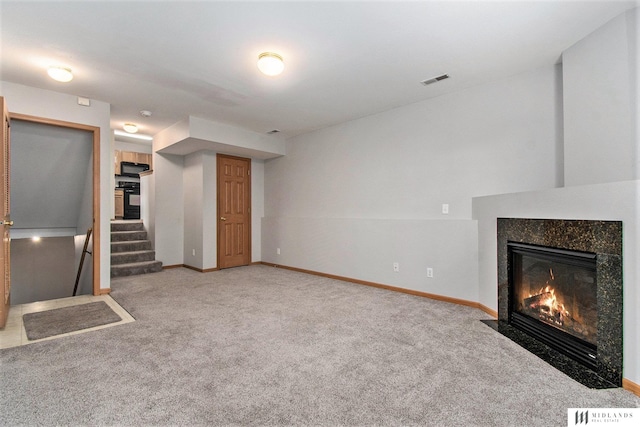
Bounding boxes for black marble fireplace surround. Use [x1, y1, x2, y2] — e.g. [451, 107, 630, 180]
[487, 218, 623, 389]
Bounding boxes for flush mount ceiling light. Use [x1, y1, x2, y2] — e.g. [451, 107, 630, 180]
[47, 66, 73, 82]
[123, 123, 139, 133]
[257, 52, 284, 76]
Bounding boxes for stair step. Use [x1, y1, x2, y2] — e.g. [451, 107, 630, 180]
[111, 220, 144, 232]
[111, 230, 148, 242]
[111, 250, 156, 265]
[110, 220, 161, 278]
[111, 260, 163, 278]
[111, 240, 152, 253]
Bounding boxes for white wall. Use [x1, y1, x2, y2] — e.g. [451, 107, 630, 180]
[266, 65, 561, 221]
[183, 153, 204, 269]
[140, 172, 155, 248]
[562, 9, 638, 186]
[0, 81, 111, 290]
[114, 140, 152, 154]
[10, 121, 93, 234]
[202, 153, 217, 267]
[177, 151, 263, 270]
[181, 152, 261, 269]
[152, 134, 264, 268]
[153, 115, 271, 268]
[11, 237, 76, 304]
[263, 65, 561, 301]
[262, 217, 478, 301]
[251, 159, 264, 263]
[189, 116, 286, 157]
[152, 152, 185, 266]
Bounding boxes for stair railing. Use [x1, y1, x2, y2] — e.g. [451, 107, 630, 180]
[73, 228, 93, 296]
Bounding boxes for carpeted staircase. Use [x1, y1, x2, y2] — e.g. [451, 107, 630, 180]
[111, 220, 162, 277]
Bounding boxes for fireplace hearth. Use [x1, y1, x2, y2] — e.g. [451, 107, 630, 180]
[486, 218, 623, 389]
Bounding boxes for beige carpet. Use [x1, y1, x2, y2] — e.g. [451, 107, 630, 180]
[1, 265, 638, 426]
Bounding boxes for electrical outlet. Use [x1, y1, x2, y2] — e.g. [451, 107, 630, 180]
[192, 249, 195, 256]
[277, 248, 281, 255]
[427, 268, 434, 278]
[393, 262, 400, 272]
[442, 204, 449, 214]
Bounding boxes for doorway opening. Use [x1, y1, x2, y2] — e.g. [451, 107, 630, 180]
[10, 114, 100, 302]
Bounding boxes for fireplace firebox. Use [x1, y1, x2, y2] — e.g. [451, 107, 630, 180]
[489, 218, 623, 389]
[508, 242, 597, 370]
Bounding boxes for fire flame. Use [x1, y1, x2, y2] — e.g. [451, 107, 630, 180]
[525, 268, 570, 325]
[536, 286, 568, 316]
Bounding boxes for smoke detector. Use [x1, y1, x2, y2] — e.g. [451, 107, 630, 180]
[267, 129, 280, 134]
[139, 110, 152, 118]
[420, 74, 450, 86]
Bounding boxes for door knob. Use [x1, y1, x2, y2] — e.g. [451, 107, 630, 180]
[0, 220, 13, 226]
[220, 217, 227, 221]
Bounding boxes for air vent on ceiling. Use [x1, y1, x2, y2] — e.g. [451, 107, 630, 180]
[267, 129, 280, 134]
[420, 74, 450, 86]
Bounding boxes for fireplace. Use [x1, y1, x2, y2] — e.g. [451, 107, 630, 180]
[508, 242, 597, 370]
[489, 218, 623, 389]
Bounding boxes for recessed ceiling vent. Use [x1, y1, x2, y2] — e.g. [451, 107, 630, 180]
[267, 129, 280, 134]
[420, 74, 450, 86]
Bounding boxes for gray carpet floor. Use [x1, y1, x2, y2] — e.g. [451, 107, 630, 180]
[0, 265, 638, 426]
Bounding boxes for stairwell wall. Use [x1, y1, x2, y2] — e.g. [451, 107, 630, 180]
[0, 81, 112, 291]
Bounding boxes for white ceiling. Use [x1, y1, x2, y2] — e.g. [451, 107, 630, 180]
[1, 1, 637, 140]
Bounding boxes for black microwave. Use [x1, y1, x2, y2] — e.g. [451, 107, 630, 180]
[120, 161, 150, 177]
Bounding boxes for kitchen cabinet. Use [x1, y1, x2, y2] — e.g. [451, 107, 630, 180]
[114, 150, 152, 175]
[136, 152, 152, 167]
[114, 189, 124, 219]
[114, 150, 121, 175]
[121, 151, 138, 164]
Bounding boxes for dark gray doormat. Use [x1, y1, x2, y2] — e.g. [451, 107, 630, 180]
[23, 301, 122, 341]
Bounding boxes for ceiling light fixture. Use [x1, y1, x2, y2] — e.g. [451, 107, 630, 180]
[123, 123, 139, 133]
[47, 66, 73, 82]
[257, 52, 284, 76]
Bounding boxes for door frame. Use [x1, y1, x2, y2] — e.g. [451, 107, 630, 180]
[216, 154, 251, 269]
[9, 113, 101, 295]
[1, 97, 10, 328]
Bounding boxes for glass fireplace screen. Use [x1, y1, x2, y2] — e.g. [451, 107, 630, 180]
[509, 243, 597, 346]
